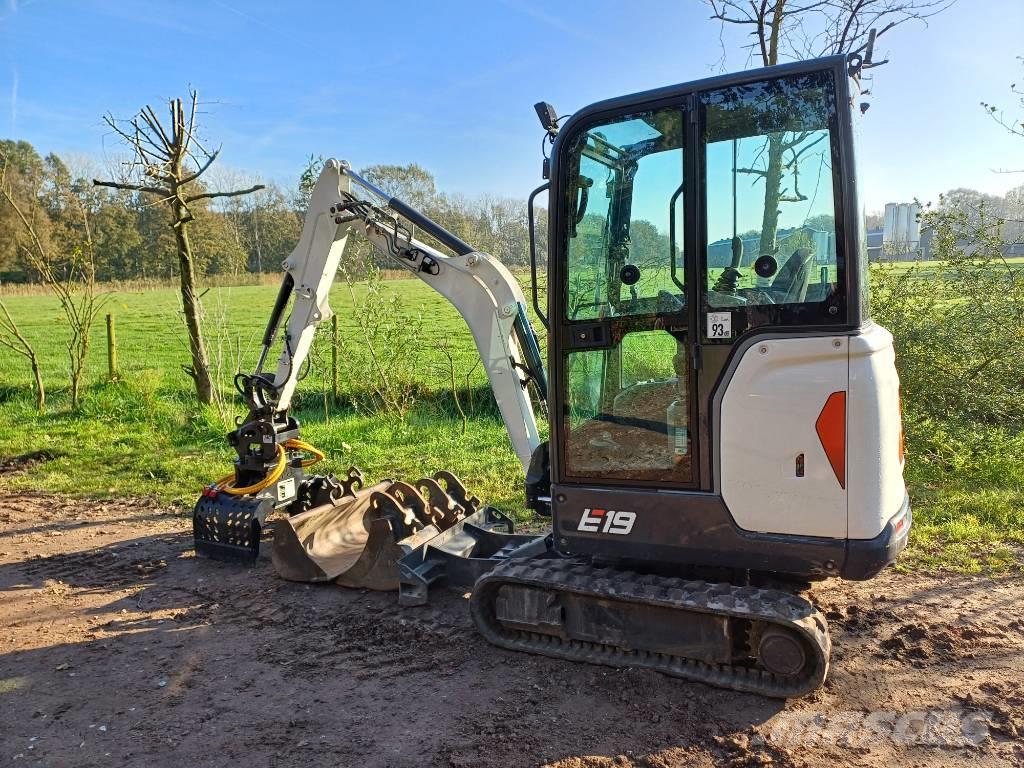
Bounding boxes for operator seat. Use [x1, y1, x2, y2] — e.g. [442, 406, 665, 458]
[771, 248, 813, 303]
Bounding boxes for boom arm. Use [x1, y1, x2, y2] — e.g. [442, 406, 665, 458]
[257, 159, 544, 473]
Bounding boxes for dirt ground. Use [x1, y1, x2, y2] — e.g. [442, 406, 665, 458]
[1, 491, 1022, 768]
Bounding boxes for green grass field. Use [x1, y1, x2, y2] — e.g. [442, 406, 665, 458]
[0, 274, 1020, 572]
[0, 279, 531, 513]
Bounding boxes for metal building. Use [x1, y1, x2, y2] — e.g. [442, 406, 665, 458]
[882, 202, 921, 249]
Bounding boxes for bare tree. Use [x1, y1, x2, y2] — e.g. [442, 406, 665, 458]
[981, 55, 1024, 175]
[706, 0, 952, 259]
[706, 1, 952, 68]
[1, 157, 103, 408]
[0, 300, 45, 413]
[93, 90, 264, 404]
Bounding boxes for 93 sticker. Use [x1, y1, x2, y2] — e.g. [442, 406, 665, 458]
[707, 311, 732, 339]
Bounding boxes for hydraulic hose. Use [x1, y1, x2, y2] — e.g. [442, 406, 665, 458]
[215, 439, 325, 496]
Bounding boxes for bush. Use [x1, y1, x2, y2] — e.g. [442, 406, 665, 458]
[871, 201, 1024, 430]
[870, 200, 1024, 571]
[333, 241, 424, 421]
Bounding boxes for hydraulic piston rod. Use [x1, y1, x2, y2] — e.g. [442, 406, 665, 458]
[340, 164, 476, 257]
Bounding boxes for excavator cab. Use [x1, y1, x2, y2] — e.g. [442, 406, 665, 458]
[533, 54, 907, 584]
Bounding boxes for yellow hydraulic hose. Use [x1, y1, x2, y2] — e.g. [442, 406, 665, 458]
[285, 438, 326, 468]
[215, 439, 325, 495]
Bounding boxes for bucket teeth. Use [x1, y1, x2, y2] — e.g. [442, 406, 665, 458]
[431, 470, 481, 515]
[270, 467, 482, 592]
[340, 466, 365, 498]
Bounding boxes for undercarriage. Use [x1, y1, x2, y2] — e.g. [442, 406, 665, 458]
[195, 461, 833, 699]
[473, 559, 830, 698]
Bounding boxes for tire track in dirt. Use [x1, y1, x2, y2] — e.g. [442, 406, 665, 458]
[2, 491, 1023, 768]
[6, 507, 474, 693]
[18, 545, 172, 588]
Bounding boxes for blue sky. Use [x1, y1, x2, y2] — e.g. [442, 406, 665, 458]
[1, 0, 1022, 213]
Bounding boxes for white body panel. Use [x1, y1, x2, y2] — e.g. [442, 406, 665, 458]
[847, 323, 905, 539]
[272, 160, 540, 472]
[718, 327, 906, 541]
[274, 161, 352, 410]
[719, 336, 848, 538]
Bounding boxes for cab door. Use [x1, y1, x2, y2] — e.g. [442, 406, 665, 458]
[553, 105, 697, 490]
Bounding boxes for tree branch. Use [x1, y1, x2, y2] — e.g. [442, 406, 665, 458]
[786, 132, 827, 162]
[706, 0, 955, 62]
[755, 0, 770, 66]
[183, 89, 199, 156]
[142, 105, 174, 152]
[91, 178, 169, 198]
[708, 0, 759, 23]
[130, 116, 172, 162]
[0, 300, 35, 359]
[781, 130, 812, 151]
[178, 146, 221, 187]
[184, 184, 266, 204]
[835, 0, 867, 52]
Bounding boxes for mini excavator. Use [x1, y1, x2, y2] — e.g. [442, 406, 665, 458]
[194, 54, 910, 698]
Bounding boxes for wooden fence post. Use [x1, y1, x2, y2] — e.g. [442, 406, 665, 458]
[106, 313, 118, 381]
[331, 314, 339, 404]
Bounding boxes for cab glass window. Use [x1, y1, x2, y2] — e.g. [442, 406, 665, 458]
[565, 328, 692, 483]
[701, 70, 844, 332]
[564, 108, 685, 321]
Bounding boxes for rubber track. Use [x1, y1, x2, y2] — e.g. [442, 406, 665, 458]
[470, 558, 830, 698]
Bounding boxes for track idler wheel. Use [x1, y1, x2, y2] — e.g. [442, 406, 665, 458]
[756, 625, 812, 678]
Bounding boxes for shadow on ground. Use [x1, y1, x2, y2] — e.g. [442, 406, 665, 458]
[1, 492, 1021, 768]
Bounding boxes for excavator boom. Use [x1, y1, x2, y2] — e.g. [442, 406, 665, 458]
[260, 159, 543, 469]
[193, 158, 550, 598]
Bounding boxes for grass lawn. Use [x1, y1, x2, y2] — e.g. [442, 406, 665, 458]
[0, 276, 1020, 572]
[0, 279, 531, 514]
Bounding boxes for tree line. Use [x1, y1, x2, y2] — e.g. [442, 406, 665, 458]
[5, 133, 1022, 289]
[0, 140, 544, 286]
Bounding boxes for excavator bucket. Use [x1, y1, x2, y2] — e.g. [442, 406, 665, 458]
[270, 480, 392, 582]
[270, 470, 481, 591]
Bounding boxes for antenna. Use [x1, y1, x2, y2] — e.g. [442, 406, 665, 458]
[864, 29, 877, 67]
[861, 27, 888, 69]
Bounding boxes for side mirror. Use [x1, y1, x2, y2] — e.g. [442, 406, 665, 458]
[534, 102, 560, 137]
